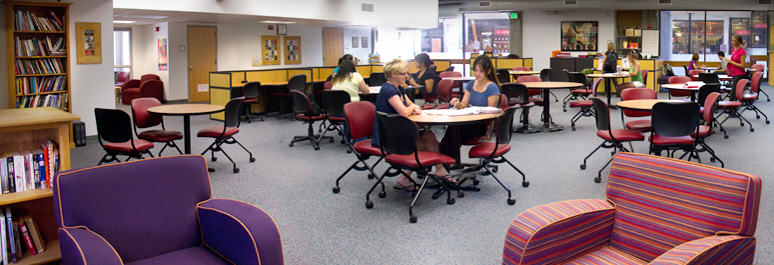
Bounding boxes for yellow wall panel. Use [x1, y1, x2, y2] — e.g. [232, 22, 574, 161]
[318, 67, 335, 81]
[288, 69, 312, 82]
[435, 60, 451, 71]
[209, 88, 230, 120]
[356, 66, 372, 77]
[247, 70, 287, 83]
[210, 73, 232, 87]
[523, 58, 533, 69]
[494, 59, 523, 70]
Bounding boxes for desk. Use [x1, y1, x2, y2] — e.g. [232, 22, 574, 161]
[148, 104, 224, 154]
[700, 67, 718, 73]
[409, 112, 501, 167]
[520, 82, 583, 131]
[660, 83, 702, 101]
[587, 73, 631, 105]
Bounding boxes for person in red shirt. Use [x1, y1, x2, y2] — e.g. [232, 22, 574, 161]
[725, 35, 748, 100]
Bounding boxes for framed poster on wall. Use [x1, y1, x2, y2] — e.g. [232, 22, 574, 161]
[284, 36, 302, 65]
[560, 21, 598, 51]
[76, 22, 102, 64]
[262, 35, 281, 65]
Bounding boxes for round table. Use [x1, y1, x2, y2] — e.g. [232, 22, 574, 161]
[509, 70, 540, 75]
[148, 104, 225, 154]
[660, 83, 702, 101]
[587, 73, 632, 106]
[520, 81, 584, 132]
[616, 99, 685, 111]
[409, 112, 502, 168]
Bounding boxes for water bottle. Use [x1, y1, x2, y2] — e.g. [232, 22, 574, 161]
[616, 65, 622, 75]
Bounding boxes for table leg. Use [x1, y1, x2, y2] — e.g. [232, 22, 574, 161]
[538, 89, 563, 132]
[183, 115, 191, 154]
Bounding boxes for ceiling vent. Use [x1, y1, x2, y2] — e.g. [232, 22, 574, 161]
[658, 0, 672, 4]
[478, 1, 490, 7]
[361, 3, 374, 12]
[759, 0, 772, 4]
[564, 0, 577, 6]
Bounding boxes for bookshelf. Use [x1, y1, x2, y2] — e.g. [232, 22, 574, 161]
[6, 1, 71, 112]
[0, 107, 80, 264]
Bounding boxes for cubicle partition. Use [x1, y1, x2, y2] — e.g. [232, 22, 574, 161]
[468, 57, 534, 73]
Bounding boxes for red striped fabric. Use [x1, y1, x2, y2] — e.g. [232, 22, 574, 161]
[649, 236, 756, 265]
[565, 246, 647, 265]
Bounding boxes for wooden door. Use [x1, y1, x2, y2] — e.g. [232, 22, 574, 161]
[188, 26, 217, 102]
[323, 28, 343, 66]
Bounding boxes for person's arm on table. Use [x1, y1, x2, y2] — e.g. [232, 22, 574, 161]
[388, 94, 421, 116]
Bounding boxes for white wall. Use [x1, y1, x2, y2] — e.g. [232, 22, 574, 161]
[522, 10, 616, 71]
[217, 23, 324, 71]
[343, 27, 372, 64]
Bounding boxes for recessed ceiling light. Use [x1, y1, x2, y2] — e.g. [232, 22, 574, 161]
[114, 20, 136, 24]
[259, 20, 297, 24]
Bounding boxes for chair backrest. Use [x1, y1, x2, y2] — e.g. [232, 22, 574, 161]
[116, 72, 129, 83]
[322, 90, 350, 118]
[369, 72, 386, 86]
[512, 66, 530, 71]
[640, 69, 648, 86]
[376, 111, 417, 156]
[696, 83, 721, 105]
[735, 79, 749, 100]
[224, 97, 244, 128]
[688, 69, 703, 79]
[751, 64, 764, 73]
[539, 68, 551, 82]
[496, 69, 511, 84]
[54, 155, 213, 263]
[326, 74, 333, 82]
[501, 83, 529, 105]
[436, 79, 453, 103]
[495, 106, 518, 145]
[288, 74, 307, 91]
[439, 71, 462, 78]
[344, 101, 375, 140]
[703, 92, 721, 123]
[517, 75, 541, 83]
[607, 152, 761, 262]
[682, 64, 689, 76]
[621, 87, 657, 118]
[140, 74, 160, 83]
[444, 66, 454, 72]
[243, 81, 261, 98]
[590, 97, 611, 131]
[566, 72, 586, 85]
[750, 72, 762, 93]
[498, 94, 509, 110]
[652, 101, 699, 137]
[323, 81, 333, 90]
[290, 90, 313, 115]
[131, 97, 163, 129]
[668, 76, 691, 84]
[94, 108, 133, 144]
[698, 72, 720, 84]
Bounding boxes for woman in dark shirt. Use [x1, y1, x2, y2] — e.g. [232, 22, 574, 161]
[372, 58, 452, 191]
[408, 53, 437, 102]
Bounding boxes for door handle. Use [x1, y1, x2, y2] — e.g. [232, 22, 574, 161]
[189, 66, 195, 70]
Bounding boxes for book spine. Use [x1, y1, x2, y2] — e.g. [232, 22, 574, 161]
[5, 209, 16, 263]
[0, 211, 6, 265]
[33, 153, 41, 189]
[0, 156, 7, 194]
[18, 221, 36, 255]
[24, 217, 44, 253]
[37, 153, 46, 189]
[7, 158, 15, 193]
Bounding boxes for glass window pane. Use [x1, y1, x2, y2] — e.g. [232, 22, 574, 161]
[463, 13, 509, 58]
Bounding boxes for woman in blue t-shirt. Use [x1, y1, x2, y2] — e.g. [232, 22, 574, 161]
[371, 58, 452, 191]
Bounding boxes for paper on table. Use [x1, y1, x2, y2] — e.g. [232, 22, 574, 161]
[422, 107, 501, 116]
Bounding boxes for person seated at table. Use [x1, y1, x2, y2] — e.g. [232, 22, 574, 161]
[372, 58, 453, 191]
[441, 55, 501, 156]
[331, 60, 369, 102]
[333, 54, 354, 74]
[688, 53, 702, 71]
[406, 53, 437, 104]
[714, 51, 727, 75]
[627, 51, 644, 88]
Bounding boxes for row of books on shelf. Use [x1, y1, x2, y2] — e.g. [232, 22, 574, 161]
[14, 36, 66, 57]
[13, 10, 64, 32]
[0, 141, 59, 194]
[0, 209, 46, 264]
[15, 76, 66, 95]
[13, 58, 65, 75]
[16, 93, 68, 110]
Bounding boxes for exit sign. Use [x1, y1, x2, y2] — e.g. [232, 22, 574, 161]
[510, 12, 518, 19]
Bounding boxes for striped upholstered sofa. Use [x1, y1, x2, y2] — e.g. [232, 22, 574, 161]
[503, 152, 761, 265]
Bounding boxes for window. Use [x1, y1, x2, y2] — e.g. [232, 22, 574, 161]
[463, 13, 510, 57]
[113, 28, 131, 81]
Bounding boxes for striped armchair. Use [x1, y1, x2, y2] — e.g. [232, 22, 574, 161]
[503, 153, 761, 265]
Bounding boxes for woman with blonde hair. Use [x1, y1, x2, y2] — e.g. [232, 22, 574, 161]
[725, 35, 748, 100]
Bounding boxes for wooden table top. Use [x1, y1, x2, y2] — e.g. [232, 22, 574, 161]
[587, 73, 631, 78]
[443, 76, 475, 81]
[616, 99, 686, 111]
[520, 81, 583, 89]
[509, 70, 540, 75]
[408, 112, 501, 125]
[0, 107, 80, 128]
[148, 104, 225, 116]
[660, 84, 701, 91]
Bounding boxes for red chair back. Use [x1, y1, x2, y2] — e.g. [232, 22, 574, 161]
[736, 79, 749, 101]
[517, 75, 541, 83]
[750, 72, 762, 93]
[439, 71, 462, 78]
[436, 79, 453, 103]
[668, 76, 693, 97]
[140, 80, 165, 102]
[688, 70, 703, 81]
[621, 88, 657, 118]
[116, 72, 129, 84]
[640, 70, 648, 86]
[703, 92, 720, 123]
[498, 94, 508, 110]
[752, 64, 764, 73]
[512, 66, 530, 71]
[131, 97, 163, 128]
[140, 74, 160, 83]
[344, 101, 375, 140]
[324, 81, 333, 90]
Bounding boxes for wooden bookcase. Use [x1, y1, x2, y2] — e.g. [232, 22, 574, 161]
[0, 107, 80, 264]
[6, 1, 71, 112]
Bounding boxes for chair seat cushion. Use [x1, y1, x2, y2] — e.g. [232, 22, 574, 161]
[571, 89, 592, 95]
[421, 103, 435, 110]
[104, 139, 154, 153]
[691, 125, 711, 138]
[243, 98, 258, 103]
[327, 116, 346, 122]
[742, 93, 758, 101]
[197, 127, 239, 138]
[569, 100, 592, 108]
[138, 130, 183, 142]
[295, 114, 326, 121]
[625, 119, 652, 132]
[353, 139, 382, 156]
[126, 246, 230, 265]
[462, 137, 482, 146]
[122, 87, 140, 95]
[468, 142, 510, 158]
[717, 101, 741, 108]
[385, 151, 455, 168]
[597, 129, 644, 142]
[565, 246, 647, 265]
[651, 134, 694, 145]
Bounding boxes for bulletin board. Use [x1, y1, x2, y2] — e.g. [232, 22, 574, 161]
[641, 29, 660, 58]
[262, 35, 281, 65]
[284, 36, 302, 65]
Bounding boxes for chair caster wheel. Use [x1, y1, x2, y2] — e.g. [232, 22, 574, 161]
[492, 167, 498, 172]
[472, 179, 480, 185]
[563, 109, 567, 112]
[522, 181, 530, 187]
[611, 151, 616, 155]
[289, 143, 294, 147]
[750, 128, 754, 132]
[367, 174, 375, 179]
[507, 198, 516, 205]
[458, 192, 465, 198]
[580, 164, 586, 170]
[740, 123, 744, 127]
[710, 157, 716, 162]
[211, 157, 217, 162]
[332, 187, 340, 193]
[432, 193, 441, 200]
[340, 140, 345, 144]
[346, 150, 352, 153]
[378, 192, 386, 198]
[594, 177, 601, 183]
[314, 145, 320, 150]
[756, 115, 761, 119]
[767, 121, 770, 124]
[249, 157, 255, 162]
[410, 215, 417, 223]
[365, 201, 373, 209]
[572, 127, 576, 131]
[233, 167, 240, 173]
[447, 197, 455, 205]
[208, 167, 215, 172]
[724, 135, 729, 139]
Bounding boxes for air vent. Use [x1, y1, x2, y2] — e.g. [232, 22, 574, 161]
[759, 0, 772, 4]
[564, 0, 577, 6]
[478, 1, 490, 7]
[658, 0, 672, 4]
[361, 3, 374, 12]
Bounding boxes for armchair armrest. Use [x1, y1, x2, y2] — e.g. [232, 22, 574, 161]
[198, 199, 284, 265]
[59, 227, 122, 265]
[503, 199, 615, 265]
[121, 79, 140, 90]
[649, 235, 756, 265]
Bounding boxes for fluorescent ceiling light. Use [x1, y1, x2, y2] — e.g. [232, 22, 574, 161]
[113, 20, 136, 24]
[259, 20, 297, 24]
[114, 14, 169, 19]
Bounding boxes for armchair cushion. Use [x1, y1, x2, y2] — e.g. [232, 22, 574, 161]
[649, 235, 755, 265]
[127, 246, 230, 265]
[503, 199, 616, 265]
[59, 227, 122, 265]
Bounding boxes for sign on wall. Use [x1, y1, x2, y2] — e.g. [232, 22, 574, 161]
[561, 21, 598, 51]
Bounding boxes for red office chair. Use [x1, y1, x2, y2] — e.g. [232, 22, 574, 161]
[242, 81, 264, 122]
[562, 70, 592, 112]
[321, 90, 351, 144]
[439, 71, 463, 98]
[750, 64, 769, 101]
[688, 70, 703, 81]
[115, 71, 129, 86]
[667, 76, 693, 99]
[510, 66, 531, 81]
[130, 97, 183, 157]
[516, 75, 544, 107]
[739, 72, 769, 125]
[568, 78, 601, 131]
[718, 79, 754, 136]
[649, 101, 700, 162]
[620, 87, 657, 133]
[332, 101, 385, 194]
[692, 92, 724, 167]
[434, 79, 453, 109]
[640, 69, 649, 86]
[465, 106, 528, 205]
[581, 97, 644, 183]
[367, 112, 456, 223]
[289, 90, 333, 150]
[198, 97, 255, 173]
[94, 108, 154, 165]
[503, 83, 538, 133]
[323, 81, 333, 90]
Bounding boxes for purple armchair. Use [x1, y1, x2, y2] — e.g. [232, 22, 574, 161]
[53, 155, 283, 265]
[504, 152, 761, 265]
[122, 74, 164, 104]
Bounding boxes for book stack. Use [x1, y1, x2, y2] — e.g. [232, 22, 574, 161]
[0, 140, 59, 193]
[0, 209, 46, 263]
[16, 93, 68, 110]
[13, 10, 64, 32]
[13, 36, 65, 57]
[13, 58, 65, 75]
[15, 76, 67, 94]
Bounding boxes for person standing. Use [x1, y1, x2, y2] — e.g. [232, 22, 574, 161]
[602, 42, 619, 96]
[725, 35, 748, 100]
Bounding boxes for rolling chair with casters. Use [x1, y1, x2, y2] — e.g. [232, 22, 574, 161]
[503, 83, 539, 133]
[95, 108, 155, 165]
[321, 90, 351, 145]
[434, 79, 453, 109]
[750, 64, 769, 101]
[496, 69, 511, 84]
[580, 98, 644, 183]
[332, 101, 385, 194]
[648, 101, 700, 162]
[198, 98, 255, 173]
[692, 92, 724, 167]
[539, 68, 551, 82]
[562, 71, 592, 112]
[667, 76, 693, 99]
[130, 97, 184, 157]
[717, 79, 755, 136]
[289, 90, 333, 150]
[737, 72, 769, 124]
[568, 78, 601, 131]
[242, 81, 264, 122]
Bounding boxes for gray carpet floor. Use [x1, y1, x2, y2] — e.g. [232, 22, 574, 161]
[72, 86, 774, 264]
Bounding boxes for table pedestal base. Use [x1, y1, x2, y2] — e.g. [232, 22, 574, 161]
[513, 124, 543, 133]
[539, 123, 564, 132]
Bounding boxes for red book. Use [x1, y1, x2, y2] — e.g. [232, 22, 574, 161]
[18, 220, 37, 255]
[49, 11, 63, 30]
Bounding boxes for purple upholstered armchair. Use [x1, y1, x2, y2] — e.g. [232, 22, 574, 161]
[503, 152, 761, 265]
[53, 155, 283, 265]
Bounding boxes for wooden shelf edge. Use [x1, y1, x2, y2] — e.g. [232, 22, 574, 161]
[17, 239, 61, 265]
[0, 189, 54, 206]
